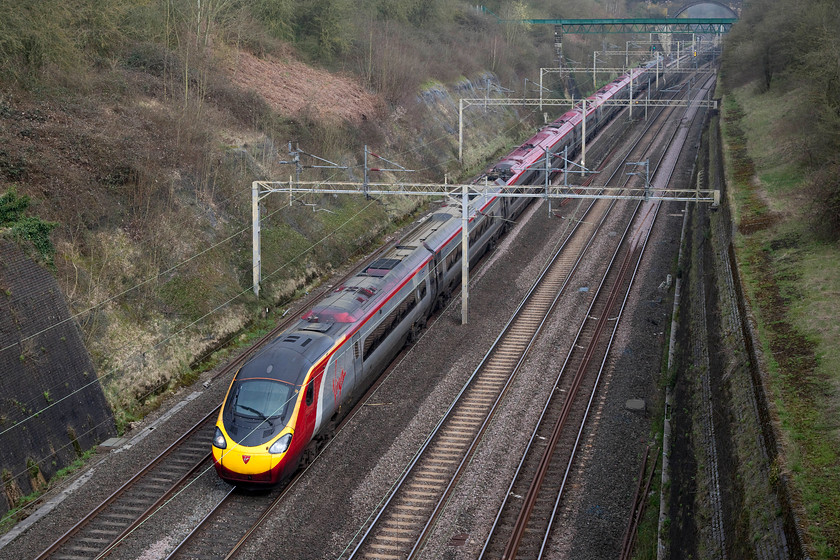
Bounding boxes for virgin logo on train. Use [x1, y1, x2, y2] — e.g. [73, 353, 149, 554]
[242, 455, 251, 464]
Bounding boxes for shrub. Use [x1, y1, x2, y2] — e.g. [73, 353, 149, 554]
[0, 187, 59, 265]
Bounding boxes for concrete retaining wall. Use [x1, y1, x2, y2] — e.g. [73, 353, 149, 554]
[0, 240, 115, 517]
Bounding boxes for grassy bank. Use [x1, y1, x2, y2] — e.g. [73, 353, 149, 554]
[721, 87, 840, 558]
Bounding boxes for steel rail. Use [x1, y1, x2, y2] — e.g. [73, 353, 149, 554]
[34, 409, 219, 560]
[621, 446, 652, 558]
[479, 67, 702, 559]
[164, 485, 238, 560]
[494, 70, 715, 559]
[344, 196, 600, 560]
[99, 451, 213, 557]
[620, 446, 659, 560]
[397, 126, 657, 559]
[507, 195, 645, 559]
[405, 199, 616, 558]
[34, 227, 409, 560]
[223, 473, 301, 560]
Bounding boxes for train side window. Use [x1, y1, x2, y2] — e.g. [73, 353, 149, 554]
[449, 244, 464, 268]
[446, 248, 456, 270]
[363, 302, 404, 361]
[403, 292, 417, 315]
[305, 381, 314, 406]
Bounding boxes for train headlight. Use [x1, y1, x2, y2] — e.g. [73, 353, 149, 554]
[213, 427, 227, 449]
[269, 433, 292, 455]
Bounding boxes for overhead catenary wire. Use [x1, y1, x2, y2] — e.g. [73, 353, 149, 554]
[0, 183, 379, 442]
[11, 177, 506, 550]
[4, 91, 580, 548]
[1, 80, 538, 362]
[0, 84, 551, 491]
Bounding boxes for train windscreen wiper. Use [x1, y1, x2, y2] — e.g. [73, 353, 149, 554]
[236, 404, 274, 427]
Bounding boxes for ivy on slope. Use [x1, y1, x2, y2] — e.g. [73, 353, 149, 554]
[0, 187, 58, 266]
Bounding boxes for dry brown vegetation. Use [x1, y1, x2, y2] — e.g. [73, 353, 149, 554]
[0, 0, 622, 426]
[228, 51, 381, 123]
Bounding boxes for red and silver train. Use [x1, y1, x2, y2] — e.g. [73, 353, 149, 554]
[489, 57, 678, 184]
[212, 55, 686, 484]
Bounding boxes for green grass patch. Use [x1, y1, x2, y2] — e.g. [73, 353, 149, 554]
[733, 86, 806, 214]
[790, 243, 840, 384]
[158, 276, 209, 323]
[0, 448, 97, 536]
[724, 83, 840, 558]
[760, 166, 802, 198]
[261, 219, 313, 275]
[0, 186, 58, 265]
[736, 86, 806, 171]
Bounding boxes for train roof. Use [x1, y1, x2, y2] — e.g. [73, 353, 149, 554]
[300, 208, 463, 328]
[239, 331, 336, 387]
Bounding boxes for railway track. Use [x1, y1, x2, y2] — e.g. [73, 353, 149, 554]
[163, 482, 291, 560]
[34, 409, 219, 560]
[480, 72, 717, 560]
[338, 66, 712, 560]
[32, 234, 412, 560]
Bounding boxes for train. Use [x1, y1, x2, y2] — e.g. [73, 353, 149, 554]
[211, 53, 693, 485]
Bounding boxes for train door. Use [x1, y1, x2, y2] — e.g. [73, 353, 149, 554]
[350, 332, 362, 397]
[422, 242, 443, 304]
[298, 362, 321, 446]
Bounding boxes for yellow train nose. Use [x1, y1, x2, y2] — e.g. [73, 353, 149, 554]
[227, 448, 273, 475]
[213, 443, 283, 483]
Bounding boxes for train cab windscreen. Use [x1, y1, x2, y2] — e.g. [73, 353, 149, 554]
[229, 379, 292, 424]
